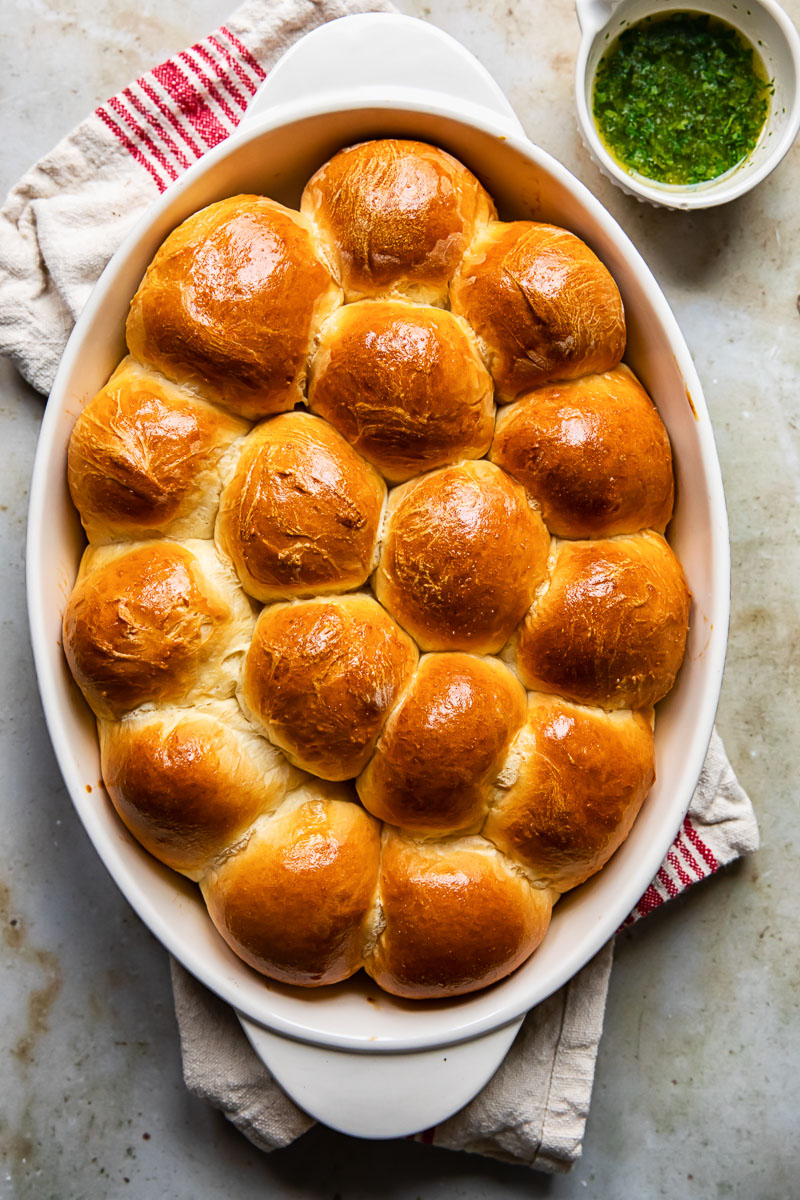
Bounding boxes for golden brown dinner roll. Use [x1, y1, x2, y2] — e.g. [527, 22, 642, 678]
[490, 365, 674, 538]
[216, 411, 386, 603]
[357, 654, 526, 834]
[99, 701, 302, 879]
[201, 781, 381, 986]
[301, 139, 496, 305]
[126, 195, 342, 419]
[374, 460, 550, 654]
[510, 531, 690, 710]
[68, 357, 249, 543]
[484, 696, 655, 891]
[240, 594, 418, 780]
[450, 221, 625, 402]
[307, 301, 495, 483]
[364, 832, 556, 999]
[62, 540, 254, 720]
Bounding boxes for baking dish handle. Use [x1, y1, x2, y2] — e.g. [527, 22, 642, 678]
[238, 12, 525, 138]
[238, 1011, 524, 1138]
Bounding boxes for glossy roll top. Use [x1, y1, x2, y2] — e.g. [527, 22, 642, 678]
[510, 532, 691, 710]
[308, 301, 495, 482]
[68, 357, 249, 543]
[375, 460, 551, 654]
[490, 365, 674, 538]
[301, 139, 496, 305]
[451, 220, 626, 402]
[127, 195, 342, 419]
[240, 595, 418, 781]
[216, 411, 386, 603]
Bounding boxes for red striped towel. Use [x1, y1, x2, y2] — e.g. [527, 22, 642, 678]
[0, 0, 758, 1173]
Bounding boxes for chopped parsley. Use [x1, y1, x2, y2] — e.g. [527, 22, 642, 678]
[592, 13, 771, 186]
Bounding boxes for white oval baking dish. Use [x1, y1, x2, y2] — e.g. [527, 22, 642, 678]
[26, 13, 729, 1138]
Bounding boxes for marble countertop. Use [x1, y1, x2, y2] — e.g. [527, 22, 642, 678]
[1, 1, 798, 1196]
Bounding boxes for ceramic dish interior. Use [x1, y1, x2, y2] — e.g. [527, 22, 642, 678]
[27, 93, 729, 1053]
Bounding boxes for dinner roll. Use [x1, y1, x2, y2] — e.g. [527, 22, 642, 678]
[126, 195, 342, 419]
[484, 696, 655, 890]
[240, 595, 418, 780]
[364, 831, 556, 999]
[357, 654, 526, 834]
[490, 365, 674, 537]
[374, 460, 550, 654]
[99, 701, 302, 879]
[301, 139, 496, 305]
[450, 221, 625, 402]
[216, 411, 386, 603]
[201, 782, 381, 986]
[68, 357, 248, 543]
[510, 531, 691, 709]
[307, 301, 495, 482]
[63, 540, 254, 720]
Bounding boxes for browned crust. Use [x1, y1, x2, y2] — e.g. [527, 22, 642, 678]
[201, 786, 381, 986]
[68, 357, 248, 543]
[301, 139, 496, 304]
[100, 703, 299, 878]
[365, 832, 554, 999]
[126, 195, 341, 418]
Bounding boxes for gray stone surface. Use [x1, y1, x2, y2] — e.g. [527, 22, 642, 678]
[1, 0, 798, 1196]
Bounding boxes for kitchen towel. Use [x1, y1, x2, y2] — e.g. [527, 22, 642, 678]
[0, 0, 760, 1174]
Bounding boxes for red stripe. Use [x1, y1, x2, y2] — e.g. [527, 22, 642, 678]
[138, 77, 203, 159]
[632, 883, 666, 918]
[220, 26, 266, 80]
[656, 866, 679, 899]
[152, 60, 228, 147]
[95, 106, 166, 191]
[192, 42, 248, 110]
[666, 847, 693, 889]
[179, 50, 239, 126]
[682, 815, 719, 872]
[123, 87, 191, 171]
[208, 33, 259, 94]
[675, 830, 705, 879]
[108, 95, 178, 181]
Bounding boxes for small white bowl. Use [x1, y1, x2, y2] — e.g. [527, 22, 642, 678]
[575, 0, 800, 208]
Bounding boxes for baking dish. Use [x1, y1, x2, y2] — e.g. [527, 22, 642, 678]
[26, 13, 729, 1138]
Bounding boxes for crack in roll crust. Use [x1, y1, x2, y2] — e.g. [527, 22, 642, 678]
[62, 138, 691, 1001]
